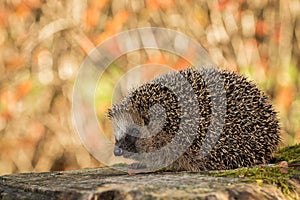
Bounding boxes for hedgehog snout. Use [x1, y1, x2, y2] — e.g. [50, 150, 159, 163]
[114, 146, 123, 156]
[114, 132, 139, 157]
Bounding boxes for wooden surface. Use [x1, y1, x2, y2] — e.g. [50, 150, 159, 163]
[0, 167, 299, 200]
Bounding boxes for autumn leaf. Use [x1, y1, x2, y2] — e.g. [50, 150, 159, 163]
[17, 80, 33, 99]
[85, 7, 100, 28]
[0, 8, 9, 27]
[276, 84, 294, 114]
[145, 55, 168, 65]
[94, 10, 130, 44]
[173, 57, 190, 70]
[146, 0, 174, 10]
[212, 0, 231, 11]
[24, 0, 42, 8]
[0, 90, 17, 108]
[105, 10, 130, 34]
[255, 20, 269, 37]
[272, 25, 282, 44]
[90, 0, 108, 10]
[0, 90, 17, 120]
[94, 30, 113, 44]
[1, 111, 14, 121]
[15, 2, 31, 19]
[5, 54, 26, 70]
[84, 0, 108, 28]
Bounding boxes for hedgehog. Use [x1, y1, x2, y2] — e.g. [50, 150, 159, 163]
[107, 67, 280, 171]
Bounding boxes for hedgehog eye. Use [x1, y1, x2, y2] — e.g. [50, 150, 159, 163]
[125, 134, 136, 144]
[130, 128, 140, 137]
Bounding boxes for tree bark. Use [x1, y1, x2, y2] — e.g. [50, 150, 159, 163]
[0, 167, 299, 200]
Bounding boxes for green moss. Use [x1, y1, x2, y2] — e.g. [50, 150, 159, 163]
[202, 166, 299, 198]
[201, 144, 300, 198]
[274, 144, 300, 164]
[110, 163, 129, 168]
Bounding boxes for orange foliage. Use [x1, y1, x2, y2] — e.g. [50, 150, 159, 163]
[212, 0, 232, 11]
[143, 55, 170, 80]
[146, 0, 174, 10]
[17, 80, 33, 99]
[1, 111, 14, 121]
[105, 10, 130, 33]
[0, 80, 32, 120]
[0, 8, 9, 27]
[94, 31, 112, 45]
[272, 25, 282, 43]
[90, 0, 108, 10]
[226, 64, 239, 72]
[15, 2, 31, 19]
[94, 10, 130, 44]
[145, 55, 168, 65]
[0, 90, 17, 108]
[0, 90, 17, 120]
[84, 0, 108, 29]
[276, 85, 294, 114]
[173, 57, 190, 70]
[24, 0, 42, 8]
[255, 21, 269, 37]
[85, 7, 100, 28]
[5, 55, 26, 70]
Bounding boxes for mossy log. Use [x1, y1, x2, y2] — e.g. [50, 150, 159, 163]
[0, 166, 299, 200]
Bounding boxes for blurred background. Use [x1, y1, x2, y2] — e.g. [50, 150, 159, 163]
[0, 0, 299, 175]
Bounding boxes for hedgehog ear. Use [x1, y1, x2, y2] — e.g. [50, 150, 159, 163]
[130, 128, 140, 137]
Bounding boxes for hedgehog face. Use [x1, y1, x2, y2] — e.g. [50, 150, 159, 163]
[113, 126, 143, 158]
[109, 111, 153, 158]
[109, 102, 168, 160]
